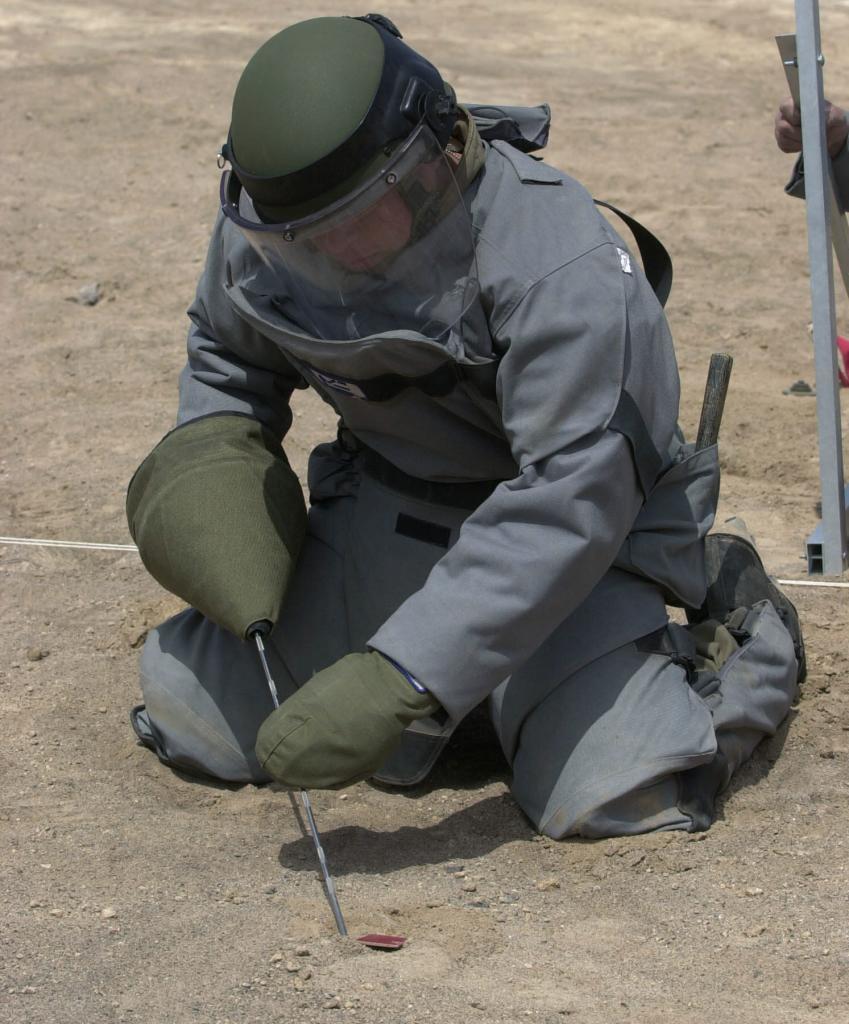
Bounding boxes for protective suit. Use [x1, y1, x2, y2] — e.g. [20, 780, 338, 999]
[128, 16, 800, 838]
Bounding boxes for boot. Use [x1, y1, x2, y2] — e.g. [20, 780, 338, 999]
[688, 517, 806, 684]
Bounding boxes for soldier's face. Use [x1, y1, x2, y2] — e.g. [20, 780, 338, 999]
[313, 188, 413, 272]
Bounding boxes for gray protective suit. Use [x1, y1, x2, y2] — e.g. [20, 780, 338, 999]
[134, 111, 798, 838]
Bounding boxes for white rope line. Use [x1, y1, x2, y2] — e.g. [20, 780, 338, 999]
[776, 578, 849, 589]
[0, 536, 846, 586]
[0, 536, 138, 552]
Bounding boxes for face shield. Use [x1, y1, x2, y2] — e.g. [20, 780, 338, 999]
[220, 123, 479, 342]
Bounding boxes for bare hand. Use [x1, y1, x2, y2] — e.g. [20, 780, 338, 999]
[775, 95, 849, 157]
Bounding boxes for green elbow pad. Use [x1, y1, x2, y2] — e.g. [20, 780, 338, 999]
[126, 414, 307, 639]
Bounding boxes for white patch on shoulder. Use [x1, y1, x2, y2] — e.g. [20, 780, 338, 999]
[617, 247, 633, 275]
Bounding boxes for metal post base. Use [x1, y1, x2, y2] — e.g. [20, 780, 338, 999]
[806, 485, 849, 573]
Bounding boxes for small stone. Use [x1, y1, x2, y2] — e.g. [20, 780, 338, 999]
[76, 282, 102, 306]
[536, 878, 560, 891]
[98, 707, 107, 714]
[285, 962, 299, 973]
[292, 979, 304, 992]
[21, 986, 36, 994]
[426, 899, 445, 909]
[322, 996, 341, 1010]
[809, 998, 822, 1009]
[444, 863, 464, 873]
[745, 924, 767, 937]
[262, 885, 277, 895]
[624, 852, 646, 868]
[462, 882, 477, 893]
[29, 899, 44, 908]
[270, 953, 285, 964]
[101, 907, 117, 919]
[295, 946, 311, 956]
[26, 647, 48, 662]
[49, 908, 64, 917]
[302, 969, 312, 980]
[744, 887, 764, 897]
[500, 894, 520, 904]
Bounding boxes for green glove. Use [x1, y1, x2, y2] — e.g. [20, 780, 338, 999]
[126, 413, 307, 638]
[255, 652, 441, 788]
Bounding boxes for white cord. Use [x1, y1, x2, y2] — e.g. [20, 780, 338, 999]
[0, 536, 846, 588]
[776, 578, 849, 589]
[0, 536, 138, 552]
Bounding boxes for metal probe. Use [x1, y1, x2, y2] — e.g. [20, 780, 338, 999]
[251, 630, 348, 937]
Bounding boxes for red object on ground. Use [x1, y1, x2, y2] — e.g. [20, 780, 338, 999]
[837, 336, 849, 388]
[356, 933, 407, 950]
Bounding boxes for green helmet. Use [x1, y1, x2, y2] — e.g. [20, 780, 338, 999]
[218, 15, 477, 344]
[221, 14, 458, 220]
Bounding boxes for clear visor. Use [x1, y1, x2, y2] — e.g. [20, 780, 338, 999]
[220, 123, 479, 341]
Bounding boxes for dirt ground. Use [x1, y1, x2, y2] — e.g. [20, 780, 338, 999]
[3, 1, 849, 1021]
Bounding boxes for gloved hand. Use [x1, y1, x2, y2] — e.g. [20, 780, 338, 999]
[255, 652, 441, 788]
[126, 413, 307, 638]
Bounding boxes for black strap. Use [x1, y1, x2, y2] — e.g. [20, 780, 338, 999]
[594, 199, 673, 308]
[607, 389, 664, 499]
[361, 445, 504, 510]
[468, 103, 552, 154]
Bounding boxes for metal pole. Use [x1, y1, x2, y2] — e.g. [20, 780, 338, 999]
[777, 33, 849, 299]
[252, 632, 349, 937]
[794, 0, 847, 574]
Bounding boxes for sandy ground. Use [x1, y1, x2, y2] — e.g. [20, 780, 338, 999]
[2, 1, 849, 1021]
